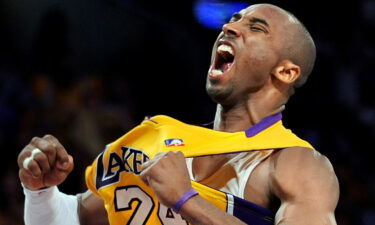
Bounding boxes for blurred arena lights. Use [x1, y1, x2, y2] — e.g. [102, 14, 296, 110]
[194, 0, 249, 29]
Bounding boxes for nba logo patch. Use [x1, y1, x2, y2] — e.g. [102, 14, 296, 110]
[164, 139, 185, 147]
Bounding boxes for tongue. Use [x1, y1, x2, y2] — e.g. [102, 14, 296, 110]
[221, 62, 233, 72]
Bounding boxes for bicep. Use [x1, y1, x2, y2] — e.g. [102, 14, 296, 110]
[270, 148, 339, 225]
[78, 190, 109, 225]
[275, 198, 337, 225]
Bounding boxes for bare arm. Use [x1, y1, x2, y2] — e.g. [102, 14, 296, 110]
[179, 194, 247, 225]
[270, 147, 339, 225]
[78, 190, 109, 225]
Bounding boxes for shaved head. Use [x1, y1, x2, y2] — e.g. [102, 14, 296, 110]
[248, 4, 316, 88]
[280, 11, 316, 87]
[262, 4, 316, 87]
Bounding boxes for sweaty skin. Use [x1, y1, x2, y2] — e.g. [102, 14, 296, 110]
[18, 4, 339, 225]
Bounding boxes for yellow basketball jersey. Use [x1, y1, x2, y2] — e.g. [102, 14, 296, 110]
[85, 114, 313, 225]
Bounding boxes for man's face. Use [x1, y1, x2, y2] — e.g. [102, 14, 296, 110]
[206, 5, 288, 105]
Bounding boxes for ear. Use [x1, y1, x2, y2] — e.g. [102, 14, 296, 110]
[271, 60, 301, 84]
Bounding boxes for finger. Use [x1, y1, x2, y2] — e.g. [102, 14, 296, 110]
[22, 155, 33, 171]
[27, 159, 42, 178]
[55, 154, 74, 174]
[141, 151, 166, 170]
[18, 145, 32, 169]
[140, 164, 155, 187]
[140, 173, 150, 186]
[19, 169, 41, 190]
[43, 134, 66, 166]
[43, 155, 74, 187]
[53, 141, 69, 168]
[142, 159, 152, 170]
[58, 154, 74, 173]
[17, 140, 41, 169]
[42, 135, 69, 169]
[174, 151, 185, 158]
[21, 147, 43, 169]
[172, 151, 186, 164]
[31, 136, 58, 168]
[140, 159, 159, 186]
[32, 150, 51, 173]
[140, 159, 156, 175]
[41, 135, 59, 168]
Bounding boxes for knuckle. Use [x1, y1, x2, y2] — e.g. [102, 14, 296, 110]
[43, 134, 53, 141]
[17, 155, 24, 167]
[18, 149, 28, 160]
[33, 152, 46, 161]
[43, 134, 53, 140]
[28, 161, 39, 173]
[38, 141, 57, 154]
[30, 137, 40, 145]
[42, 144, 56, 154]
[43, 134, 57, 142]
[17, 145, 32, 164]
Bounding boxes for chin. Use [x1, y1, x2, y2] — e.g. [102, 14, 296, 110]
[206, 83, 234, 105]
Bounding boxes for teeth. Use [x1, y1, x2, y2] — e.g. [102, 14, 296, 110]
[211, 69, 223, 76]
[217, 44, 234, 55]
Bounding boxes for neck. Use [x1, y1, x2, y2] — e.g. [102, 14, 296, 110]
[213, 90, 286, 132]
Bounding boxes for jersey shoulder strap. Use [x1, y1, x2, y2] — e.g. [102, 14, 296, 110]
[118, 114, 313, 158]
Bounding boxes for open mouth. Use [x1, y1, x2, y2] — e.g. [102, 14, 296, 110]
[211, 44, 235, 77]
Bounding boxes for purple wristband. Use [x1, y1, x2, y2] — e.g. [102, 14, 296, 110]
[172, 189, 198, 213]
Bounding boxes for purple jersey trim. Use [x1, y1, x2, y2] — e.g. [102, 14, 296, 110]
[245, 113, 282, 138]
[232, 194, 274, 224]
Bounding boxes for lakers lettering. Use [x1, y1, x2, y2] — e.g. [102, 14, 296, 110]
[95, 146, 150, 190]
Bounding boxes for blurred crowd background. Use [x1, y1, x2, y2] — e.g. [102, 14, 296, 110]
[0, 0, 374, 224]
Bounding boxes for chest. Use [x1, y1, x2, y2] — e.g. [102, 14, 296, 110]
[187, 151, 274, 209]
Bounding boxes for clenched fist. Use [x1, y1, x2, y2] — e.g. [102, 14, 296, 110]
[17, 135, 74, 190]
[140, 151, 192, 208]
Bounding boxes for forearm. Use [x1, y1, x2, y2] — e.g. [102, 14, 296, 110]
[78, 190, 109, 225]
[179, 195, 247, 225]
[23, 185, 80, 225]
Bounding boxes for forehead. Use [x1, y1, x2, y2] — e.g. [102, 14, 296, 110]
[237, 4, 293, 26]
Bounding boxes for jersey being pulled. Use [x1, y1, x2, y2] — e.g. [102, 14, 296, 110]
[85, 114, 313, 225]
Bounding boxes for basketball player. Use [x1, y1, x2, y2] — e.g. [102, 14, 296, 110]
[17, 4, 339, 225]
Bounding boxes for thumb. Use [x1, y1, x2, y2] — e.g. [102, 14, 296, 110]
[56, 154, 74, 172]
[44, 155, 74, 187]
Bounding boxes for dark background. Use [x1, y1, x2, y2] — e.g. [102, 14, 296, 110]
[0, 0, 374, 224]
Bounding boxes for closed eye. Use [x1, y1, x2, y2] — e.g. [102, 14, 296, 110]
[249, 25, 266, 33]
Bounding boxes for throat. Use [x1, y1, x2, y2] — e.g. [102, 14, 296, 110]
[214, 102, 285, 133]
[214, 105, 254, 133]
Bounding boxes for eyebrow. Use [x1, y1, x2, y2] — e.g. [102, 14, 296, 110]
[229, 12, 242, 22]
[229, 13, 269, 28]
[250, 17, 269, 27]
[231, 12, 242, 20]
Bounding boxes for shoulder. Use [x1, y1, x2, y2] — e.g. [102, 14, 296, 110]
[270, 147, 335, 175]
[269, 147, 339, 206]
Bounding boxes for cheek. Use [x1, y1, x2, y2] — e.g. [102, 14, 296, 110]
[235, 43, 277, 88]
[246, 43, 275, 65]
[243, 40, 278, 77]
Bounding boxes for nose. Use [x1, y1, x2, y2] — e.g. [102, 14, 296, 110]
[222, 23, 241, 37]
